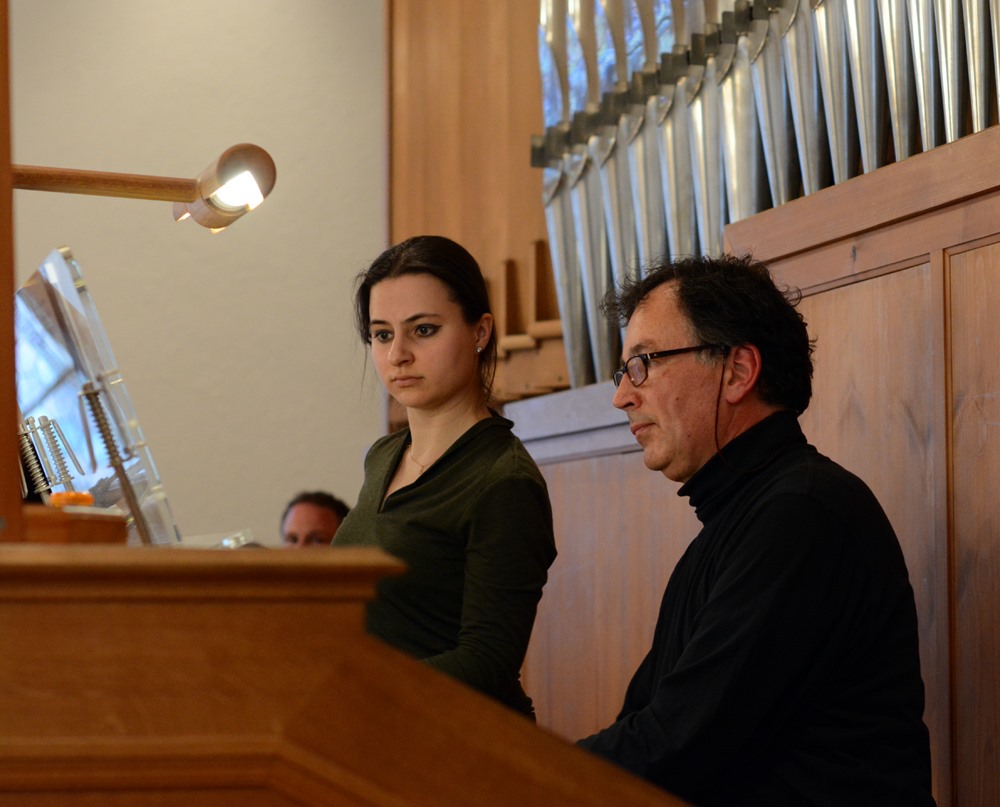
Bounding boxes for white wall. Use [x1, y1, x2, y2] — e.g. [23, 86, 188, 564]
[10, 0, 388, 545]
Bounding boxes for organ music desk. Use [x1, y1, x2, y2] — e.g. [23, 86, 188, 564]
[0, 541, 685, 806]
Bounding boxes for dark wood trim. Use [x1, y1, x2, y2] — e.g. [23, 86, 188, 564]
[724, 125, 1000, 264]
[0, 0, 22, 542]
[506, 380, 635, 464]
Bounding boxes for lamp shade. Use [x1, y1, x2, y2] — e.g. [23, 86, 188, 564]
[173, 143, 277, 230]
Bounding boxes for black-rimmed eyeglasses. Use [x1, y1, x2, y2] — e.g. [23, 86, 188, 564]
[612, 344, 722, 388]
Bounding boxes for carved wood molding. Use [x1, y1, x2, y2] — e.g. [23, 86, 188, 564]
[506, 380, 635, 465]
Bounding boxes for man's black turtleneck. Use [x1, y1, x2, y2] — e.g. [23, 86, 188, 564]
[579, 411, 934, 806]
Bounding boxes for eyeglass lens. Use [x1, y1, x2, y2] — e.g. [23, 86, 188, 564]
[626, 355, 646, 386]
[613, 356, 646, 388]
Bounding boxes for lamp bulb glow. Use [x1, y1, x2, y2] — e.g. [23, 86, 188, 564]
[211, 170, 264, 210]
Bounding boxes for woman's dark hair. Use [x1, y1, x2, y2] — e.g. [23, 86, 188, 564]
[355, 235, 497, 402]
[603, 253, 815, 414]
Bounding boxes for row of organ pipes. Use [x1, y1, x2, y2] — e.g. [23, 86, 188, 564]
[532, 0, 1000, 387]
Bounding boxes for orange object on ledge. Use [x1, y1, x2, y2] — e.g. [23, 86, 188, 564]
[49, 491, 95, 507]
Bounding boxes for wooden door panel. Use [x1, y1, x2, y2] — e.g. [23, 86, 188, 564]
[947, 243, 1000, 807]
[524, 453, 699, 741]
[797, 264, 951, 798]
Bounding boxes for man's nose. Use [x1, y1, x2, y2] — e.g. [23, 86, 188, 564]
[612, 374, 637, 410]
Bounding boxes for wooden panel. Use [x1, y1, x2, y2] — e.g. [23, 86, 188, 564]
[389, 0, 545, 284]
[724, 135, 1000, 807]
[0, 0, 23, 542]
[796, 264, 951, 800]
[947, 243, 1000, 807]
[22, 503, 127, 543]
[0, 545, 687, 806]
[523, 453, 699, 741]
[389, 0, 556, 401]
[512, 121, 1000, 807]
[724, 125, 1000, 264]
[523, 265, 952, 767]
[0, 787, 302, 807]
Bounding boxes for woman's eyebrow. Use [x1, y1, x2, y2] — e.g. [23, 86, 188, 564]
[370, 312, 442, 326]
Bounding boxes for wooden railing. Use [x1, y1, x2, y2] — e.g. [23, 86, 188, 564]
[0, 544, 687, 805]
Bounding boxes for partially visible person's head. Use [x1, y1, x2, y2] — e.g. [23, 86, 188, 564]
[280, 491, 350, 548]
[355, 236, 497, 404]
[605, 253, 814, 414]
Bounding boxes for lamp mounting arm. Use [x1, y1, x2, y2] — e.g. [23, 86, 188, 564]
[11, 143, 276, 231]
[12, 165, 197, 202]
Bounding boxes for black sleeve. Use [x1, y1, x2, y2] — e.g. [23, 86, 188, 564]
[423, 473, 557, 699]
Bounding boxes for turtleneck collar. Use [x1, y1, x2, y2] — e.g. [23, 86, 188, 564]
[678, 410, 807, 525]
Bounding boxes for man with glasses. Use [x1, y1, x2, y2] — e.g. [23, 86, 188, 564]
[577, 254, 934, 805]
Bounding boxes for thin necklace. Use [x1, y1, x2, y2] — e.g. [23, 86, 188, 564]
[407, 443, 431, 474]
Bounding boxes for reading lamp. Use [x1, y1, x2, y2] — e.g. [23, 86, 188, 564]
[11, 143, 277, 232]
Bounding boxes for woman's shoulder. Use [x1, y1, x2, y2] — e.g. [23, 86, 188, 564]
[465, 417, 545, 485]
[367, 427, 408, 454]
[362, 428, 408, 472]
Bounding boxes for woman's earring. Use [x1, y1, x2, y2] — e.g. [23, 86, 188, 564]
[475, 346, 483, 354]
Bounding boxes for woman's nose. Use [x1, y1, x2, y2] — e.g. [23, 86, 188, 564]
[388, 335, 411, 365]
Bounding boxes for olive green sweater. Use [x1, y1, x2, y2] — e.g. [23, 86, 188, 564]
[333, 415, 556, 716]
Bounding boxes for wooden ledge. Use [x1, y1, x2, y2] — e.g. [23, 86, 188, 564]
[0, 544, 405, 601]
[506, 380, 635, 464]
[725, 124, 1000, 264]
[525, 318, 563, 340]
[21, 503, 127, 544]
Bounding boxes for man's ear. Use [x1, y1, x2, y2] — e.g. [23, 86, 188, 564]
[723, 344, 763, 405]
